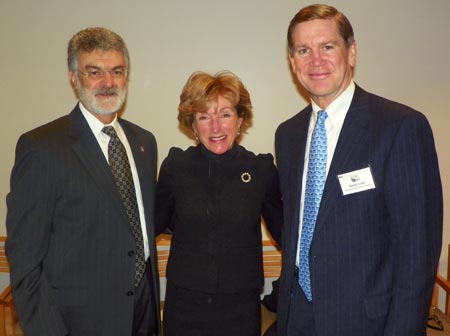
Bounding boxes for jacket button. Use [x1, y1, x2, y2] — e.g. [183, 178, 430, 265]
[128, 250, 135, 257]
[127, 291, 134, 296]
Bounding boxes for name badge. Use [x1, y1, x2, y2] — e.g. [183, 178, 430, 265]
[337, 166, 376, 196]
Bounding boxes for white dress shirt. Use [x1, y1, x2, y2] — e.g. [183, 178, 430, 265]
[79, 103, 150, 260]
[296, 82, 355, 265]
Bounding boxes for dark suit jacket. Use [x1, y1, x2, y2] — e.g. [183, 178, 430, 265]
[6, 105, 160, 336]
[275, 85, 443, 336]
[156, 144, 283, 294]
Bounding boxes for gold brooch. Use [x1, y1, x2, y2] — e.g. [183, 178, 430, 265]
[241, 172, 251, 183]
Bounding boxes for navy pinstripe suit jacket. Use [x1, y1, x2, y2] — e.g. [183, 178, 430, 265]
[275, 85, 443, 336]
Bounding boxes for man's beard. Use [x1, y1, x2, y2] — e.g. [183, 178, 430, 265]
[75, 78, 127, 116]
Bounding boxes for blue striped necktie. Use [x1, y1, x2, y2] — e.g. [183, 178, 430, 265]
[298, 110, 328, 301]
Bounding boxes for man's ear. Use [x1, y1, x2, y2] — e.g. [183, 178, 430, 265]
[348, 41, 357, 68]
[69, 70, 77, 88]
[288, 55, 296, 73]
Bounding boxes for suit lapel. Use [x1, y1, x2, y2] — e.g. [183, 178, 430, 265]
[119, 121, 150, 202]
[314, 86, 371, 235]
[68, 106, 130, 227]
[286, 108, 312, 252]
[120, 121, 149, 190]
[120, 120, 155, 236]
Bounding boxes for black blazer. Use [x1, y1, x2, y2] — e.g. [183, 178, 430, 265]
[156, 144, 282, 293]
[275, 85, 443, 336]
[6, 105, 160, 336]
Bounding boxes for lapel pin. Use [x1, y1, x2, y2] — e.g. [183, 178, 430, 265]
[140, 146, 145, 152]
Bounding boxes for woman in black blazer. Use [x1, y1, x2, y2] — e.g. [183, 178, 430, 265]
[156, 70, 283, 336]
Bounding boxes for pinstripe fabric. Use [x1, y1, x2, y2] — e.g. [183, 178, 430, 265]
[5, 106, 160, 336]
[275, 85, 442, 336]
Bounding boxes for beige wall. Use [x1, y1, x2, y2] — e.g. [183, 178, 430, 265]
[1, 1, 449, 269]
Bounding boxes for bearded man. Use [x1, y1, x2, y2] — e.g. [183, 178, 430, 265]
[6, 27, 160, 336]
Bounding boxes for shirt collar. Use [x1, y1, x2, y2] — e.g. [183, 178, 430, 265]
[311, 81, 355, 128]
[79, 102, 119, 136]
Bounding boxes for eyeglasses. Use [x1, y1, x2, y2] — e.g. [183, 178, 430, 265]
[77, 67, 128, 80]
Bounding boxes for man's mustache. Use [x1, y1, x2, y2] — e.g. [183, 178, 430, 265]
[94, 87, 119, 96]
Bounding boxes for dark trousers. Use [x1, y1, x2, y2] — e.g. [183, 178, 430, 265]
[286, 277, 317, 336]
[132, 261, 158, 336]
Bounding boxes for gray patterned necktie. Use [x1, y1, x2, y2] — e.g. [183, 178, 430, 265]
[298, 110, 328, 301]
[102, 126, 146, 287]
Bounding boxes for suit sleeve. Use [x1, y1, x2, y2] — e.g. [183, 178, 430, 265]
[261, 154, 283, 247]
[5, 134, 68, 336]
[383, 112, 442, 335]
[155, 148, 178, 236]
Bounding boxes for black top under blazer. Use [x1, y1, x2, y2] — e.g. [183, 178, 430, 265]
[156, 144, 283, 294]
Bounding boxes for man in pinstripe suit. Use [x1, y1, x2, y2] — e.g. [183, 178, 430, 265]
[6, 27, 160, 335]
[275, 4, 443, 336]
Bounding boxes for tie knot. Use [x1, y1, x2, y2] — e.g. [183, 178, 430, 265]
[102, 125, 118, 138]
[317, 110, 328, 123]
